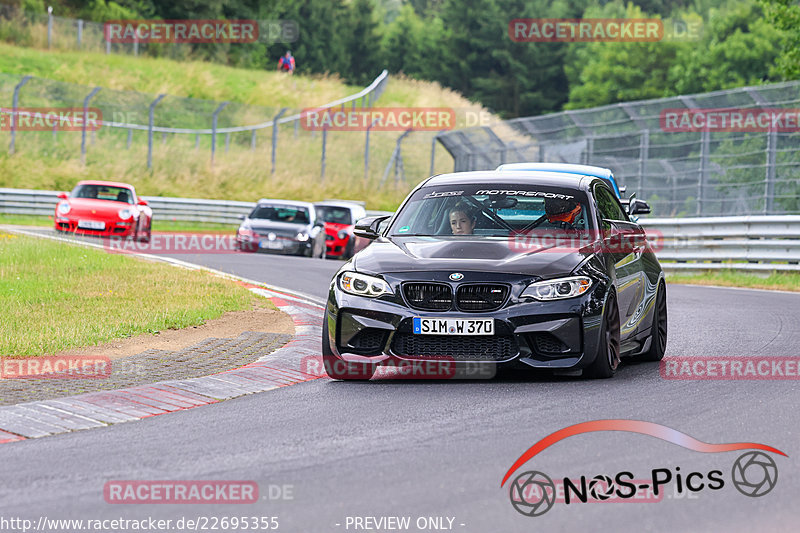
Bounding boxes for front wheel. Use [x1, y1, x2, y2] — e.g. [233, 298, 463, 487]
[584, 292, 621, 379]
[638, 282, 667, 361]
[322, 321, 374, 380]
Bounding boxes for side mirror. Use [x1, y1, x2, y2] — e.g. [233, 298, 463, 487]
[618, 186, 627, 195]
[314, 220, 325, 228]
[354, 215, 390, 240]
[238, 214, 246, 221]
[137, 199, 148, 206]
[57, 192, 68, 200]
[628, 198, 651, 216]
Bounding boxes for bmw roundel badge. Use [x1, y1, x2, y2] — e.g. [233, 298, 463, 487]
[449, 272, 464, 281]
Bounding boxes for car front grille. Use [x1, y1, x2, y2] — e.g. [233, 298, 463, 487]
[403, 283, 453, 311]
[391, 333, 518, 361]
[456, 284, 509, 312]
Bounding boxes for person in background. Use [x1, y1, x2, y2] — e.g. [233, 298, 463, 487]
[278, 51, 295, 74]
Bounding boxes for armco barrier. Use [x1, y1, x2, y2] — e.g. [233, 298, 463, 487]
[2, 188, 798, 271]
[0, 188, 391, 225]
[641, 216, 800, 272]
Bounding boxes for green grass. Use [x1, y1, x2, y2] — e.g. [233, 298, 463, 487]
[0, 43, 488, 211]
[667, 269, 800, 292]
[0, 213, 237, 233]
[0, 231, 260, 356]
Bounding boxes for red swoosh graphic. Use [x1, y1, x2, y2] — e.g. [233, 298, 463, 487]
[501, 420, 786, 487]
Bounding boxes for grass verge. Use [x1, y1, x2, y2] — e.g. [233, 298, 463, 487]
[0, 213, 237, 233]
[0, 231, 260, 356]
[667, 269, 800, 292]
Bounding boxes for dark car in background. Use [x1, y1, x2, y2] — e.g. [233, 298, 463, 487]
[236, 199, 326, 257]
[322, 170, 665, 380]
[314, 200, 370, 260]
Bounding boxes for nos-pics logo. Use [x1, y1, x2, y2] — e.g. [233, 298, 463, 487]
[501, 420, 785, 517]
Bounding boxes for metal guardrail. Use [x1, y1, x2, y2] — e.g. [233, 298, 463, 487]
[2, 188, 798, 271]
[0, 188, 390, 225]
[641, 216, 800, 271]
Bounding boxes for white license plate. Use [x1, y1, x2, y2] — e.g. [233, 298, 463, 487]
[260, 240, 283, 250]
[413, 317, 494, 336]
[77, 220, 105, 230]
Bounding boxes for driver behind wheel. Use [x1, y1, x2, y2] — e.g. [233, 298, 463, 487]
[449, 203, 477, 235]
[544, 197, 582, 226]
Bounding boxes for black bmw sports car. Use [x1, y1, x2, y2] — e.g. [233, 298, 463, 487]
[323, 170, 666, 380]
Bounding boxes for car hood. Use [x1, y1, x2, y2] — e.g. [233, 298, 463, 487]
[62, 198, 130, 216]
[353, 236, 595, 277]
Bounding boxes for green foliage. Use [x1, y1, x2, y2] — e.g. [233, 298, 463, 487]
[759, 0, 800, 80]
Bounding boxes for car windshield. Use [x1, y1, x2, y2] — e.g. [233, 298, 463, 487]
[250, 205, 310, 224]
[389, 184, 591, 237]
[316, 206, 353, 225]
[71, 184, 134, 204]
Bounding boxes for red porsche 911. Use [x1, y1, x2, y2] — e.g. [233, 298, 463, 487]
[54, 180, 152, 241]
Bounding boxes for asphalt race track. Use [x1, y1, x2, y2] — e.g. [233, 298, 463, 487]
[2, 245, 799, 532]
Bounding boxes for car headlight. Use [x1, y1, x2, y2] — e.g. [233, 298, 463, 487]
[337, 230, 349, 240]
[118, 208, 133, 220]
[521, 276, 592, 301]
[296, 232, 310, 241]
[339, 271, 392, 298]
[57, 202, 70, 215]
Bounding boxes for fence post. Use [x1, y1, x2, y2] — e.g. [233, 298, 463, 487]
[47, 6, 53, 48]
[225, 133, 230, 153]
[133, 35, 139, 56]
[638, 129, 649, 196]
[320, 126, 328, 180]
[764, 129, 777, 214]
[430, 130, 445, 177]
[77, 19, 83, 47]
[250, 130, 256, 150]
[380, 129, 412, 188]
[127, 129, 132, 149]
[81, 86, 101, 164]
[696, 130, 709, 215]
[106, 37, 110, 54]
[272, 107, 288, 175]
[195, 134, 200, 149]
[210, 101, 229, 165]
[147, 94, 166, 170]
[364, 117, 380, 182]
[9, 75, 31, 155]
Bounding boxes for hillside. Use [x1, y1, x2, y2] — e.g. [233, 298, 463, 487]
[0, 43, 491, 210]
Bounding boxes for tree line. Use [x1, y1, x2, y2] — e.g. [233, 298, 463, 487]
[15, 0, 800, 118]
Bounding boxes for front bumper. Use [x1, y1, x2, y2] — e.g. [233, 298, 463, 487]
[326, 271, 607, 372]
[55, 217, 135, 237]
[237, 235, 311, 255]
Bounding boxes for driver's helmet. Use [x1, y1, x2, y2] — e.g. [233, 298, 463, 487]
[545, 197, 581, 224]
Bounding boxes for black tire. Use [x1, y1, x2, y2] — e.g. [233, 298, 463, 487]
[639, 282, 667, 361]
[584, 292, 621, 379]
[322, 320, 375, 380]
[139, 222, 151, 243]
